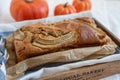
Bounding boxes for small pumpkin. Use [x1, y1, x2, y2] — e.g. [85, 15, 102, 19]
[10, 0, 49, 21]
[54, 2, 76, 16]
[73, 0, 92, 12]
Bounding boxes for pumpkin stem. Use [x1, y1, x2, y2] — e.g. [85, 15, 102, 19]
[64, 2, 68, 7]
[24, 0, 33, 3]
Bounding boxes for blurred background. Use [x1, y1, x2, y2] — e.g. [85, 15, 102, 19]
[0, 0, 120, 39]
[0, 0, 120, 80]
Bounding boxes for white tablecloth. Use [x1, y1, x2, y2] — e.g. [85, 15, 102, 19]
[0, 0, 120, 80]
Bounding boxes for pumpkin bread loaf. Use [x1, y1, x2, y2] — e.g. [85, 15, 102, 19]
[6, 17, 109, 62]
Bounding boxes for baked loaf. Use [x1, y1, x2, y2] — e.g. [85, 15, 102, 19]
[7, 17, 109, 62]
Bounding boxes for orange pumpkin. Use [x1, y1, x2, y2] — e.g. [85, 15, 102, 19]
[10, 0, 49, 21]
[54, 3, 76, 16]
[73, 0, 92, 12]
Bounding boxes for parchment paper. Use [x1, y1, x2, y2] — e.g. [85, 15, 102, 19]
[3, 12, 117, 80]
[0, 0, 120, 80]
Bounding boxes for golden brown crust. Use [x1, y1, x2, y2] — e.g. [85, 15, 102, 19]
[5, 34, 17, 68]
[6, 17, 109, 62]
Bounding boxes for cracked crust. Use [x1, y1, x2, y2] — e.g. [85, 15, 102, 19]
[6, 17, 109, 62]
